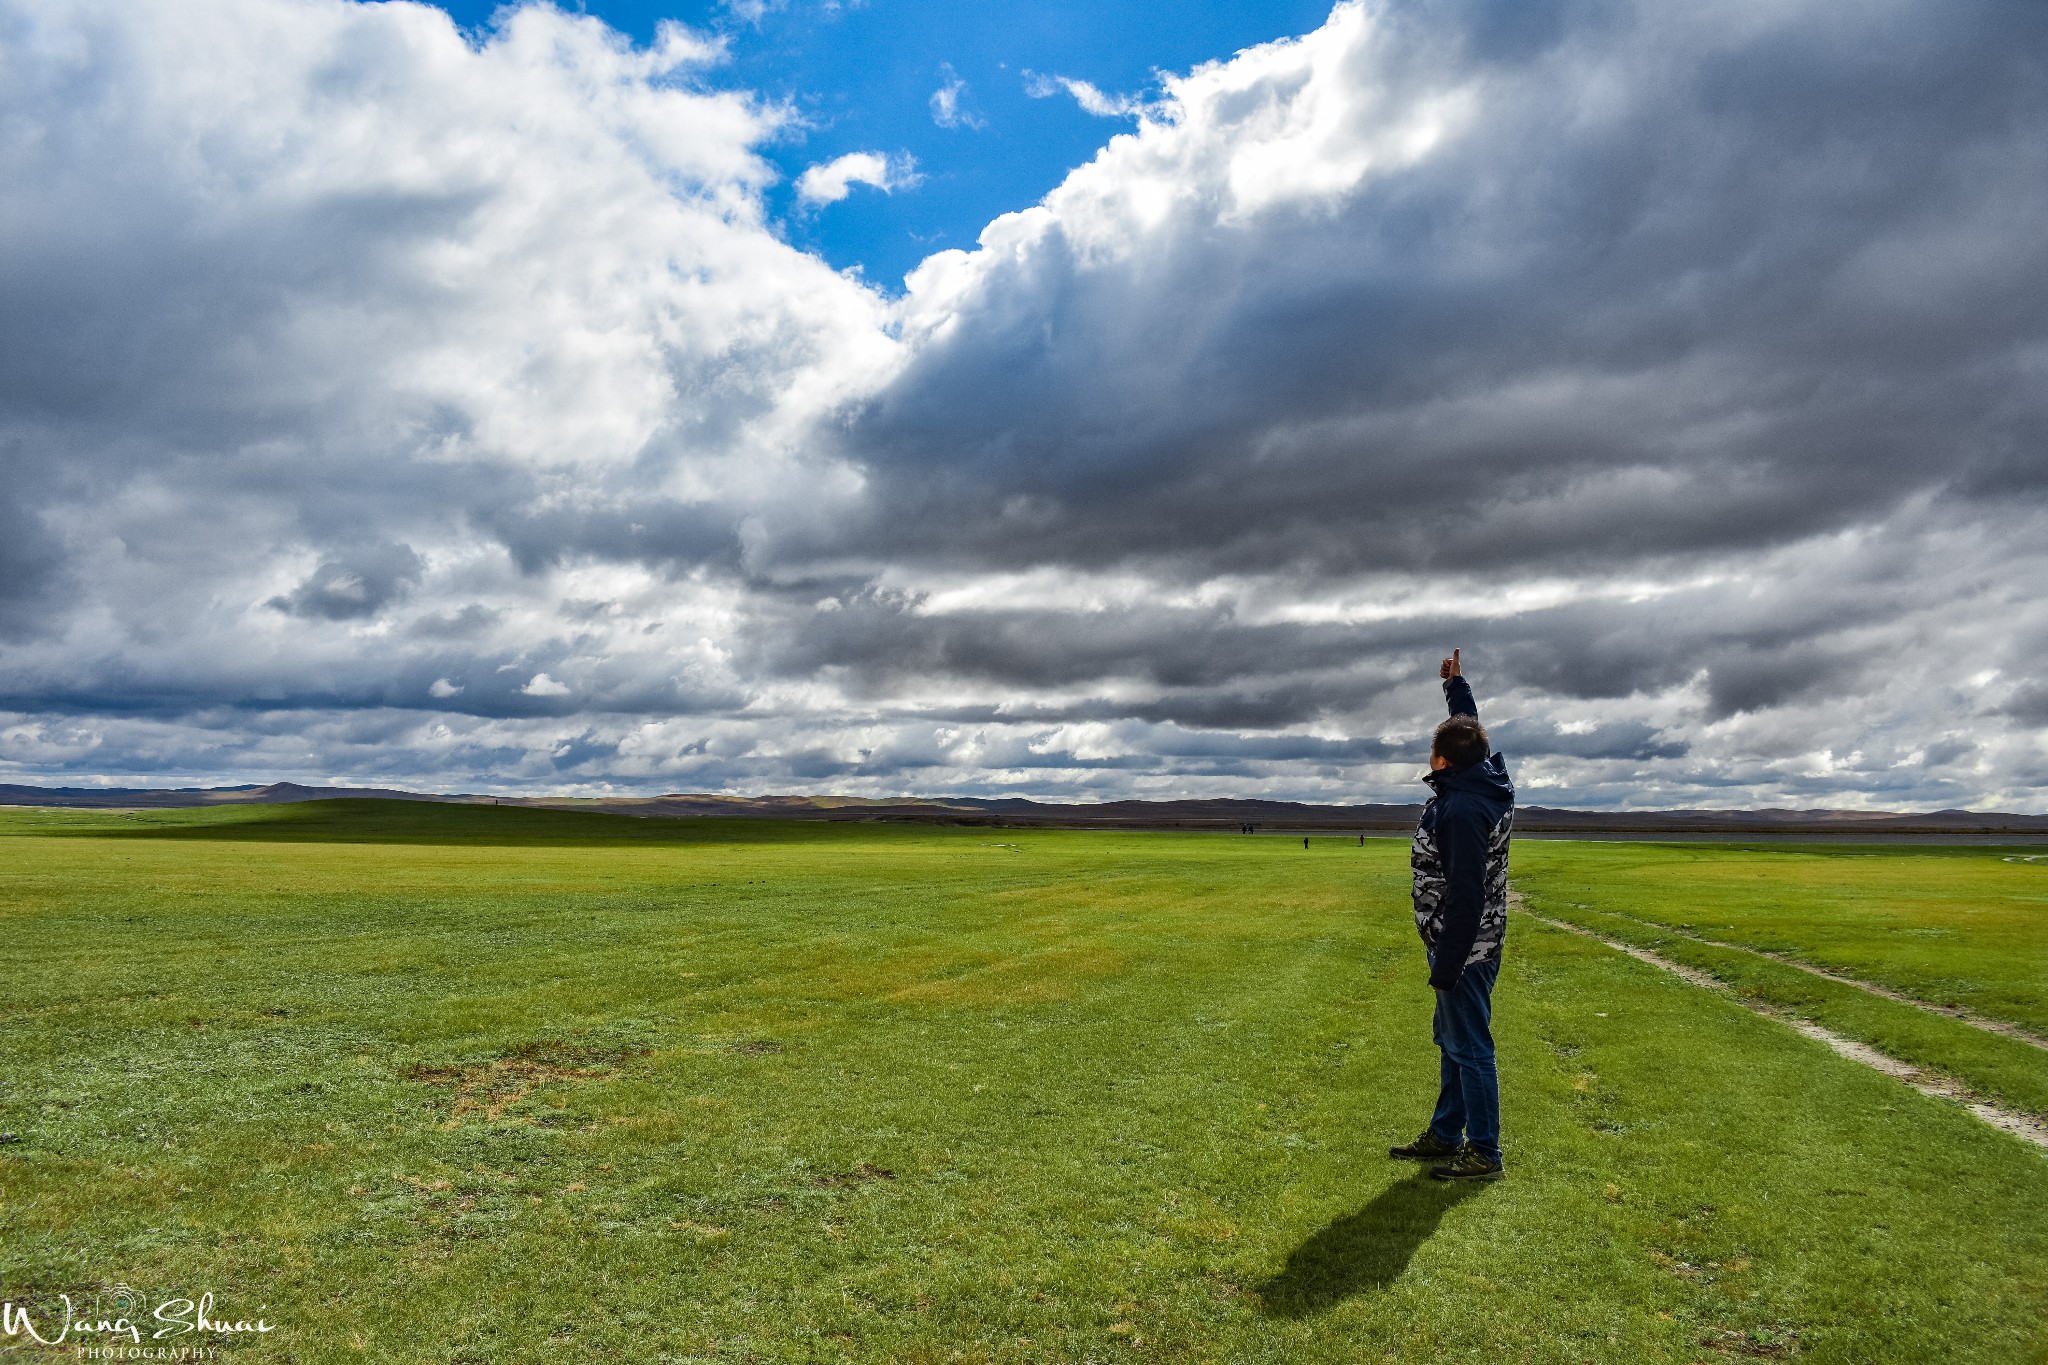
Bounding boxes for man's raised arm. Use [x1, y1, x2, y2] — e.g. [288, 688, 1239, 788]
[1440, 647, 1477, 719]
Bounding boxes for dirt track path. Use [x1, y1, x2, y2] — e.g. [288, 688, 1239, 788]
[1516, 901, 2048, 1151]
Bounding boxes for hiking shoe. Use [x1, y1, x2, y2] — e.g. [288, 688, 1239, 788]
[1429, 1144, 1504, 1182]
[1388, 1128, 1460, 1161]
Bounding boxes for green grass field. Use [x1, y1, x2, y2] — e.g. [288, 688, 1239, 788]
[2, 803, 2044, 1363]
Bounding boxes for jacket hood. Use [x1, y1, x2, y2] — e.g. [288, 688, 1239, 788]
[1425, 751, 1515, 803]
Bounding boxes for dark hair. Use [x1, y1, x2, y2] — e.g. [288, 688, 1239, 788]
[1433, 715, 1490, 769]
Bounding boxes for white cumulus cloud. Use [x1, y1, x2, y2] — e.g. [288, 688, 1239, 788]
[1023, 71, 1144, 118]
[929, 62, 983, 129]
[794, 151, 920, 205]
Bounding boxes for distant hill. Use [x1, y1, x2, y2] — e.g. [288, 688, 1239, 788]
[4, 782, 2046, 834]
[0, 781, 496, 809]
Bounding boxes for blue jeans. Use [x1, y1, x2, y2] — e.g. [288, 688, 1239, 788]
[1429, 955, 1501, 1165]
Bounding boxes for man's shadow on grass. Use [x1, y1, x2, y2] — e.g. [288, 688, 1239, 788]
[1256, 1172, 1490, 1318]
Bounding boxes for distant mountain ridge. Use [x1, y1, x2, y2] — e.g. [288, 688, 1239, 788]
[3, 782, 2046, 833]
[0, 781, 498, 809]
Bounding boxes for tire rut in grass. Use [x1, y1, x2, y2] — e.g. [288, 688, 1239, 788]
[1555, 902, 2048, 1053]
[1514, 898, 2048, 1151]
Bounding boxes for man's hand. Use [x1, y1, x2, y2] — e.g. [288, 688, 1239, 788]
[1440, 648, 1462, 680]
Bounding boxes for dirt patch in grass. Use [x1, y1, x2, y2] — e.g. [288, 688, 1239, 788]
[404, 1041, 645, 1123]
[1700, 1325, 1800, 1359]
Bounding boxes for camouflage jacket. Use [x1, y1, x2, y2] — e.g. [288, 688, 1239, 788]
[1411, 676, 1515, 990]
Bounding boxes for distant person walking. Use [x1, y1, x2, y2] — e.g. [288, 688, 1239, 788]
[1389, 648, 1514, 1181]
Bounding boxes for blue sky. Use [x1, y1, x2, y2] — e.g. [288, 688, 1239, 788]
[431, 0, 1334, 287]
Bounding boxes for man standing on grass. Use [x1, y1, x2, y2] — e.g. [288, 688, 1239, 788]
[1390, 648, 1514, 1181]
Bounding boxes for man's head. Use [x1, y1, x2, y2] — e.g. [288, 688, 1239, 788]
[1432, 715, 1490, 771]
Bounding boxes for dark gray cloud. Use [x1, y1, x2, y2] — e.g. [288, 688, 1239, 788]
[807, 0, 2048, 584]
[754, 593, 1383, 694]
[0, 0, 2043, 811]
[478, 499, 745, 577]
[408, 605, 504, 640]
[1484, 718, 1687, 764]
[0, 462, 68, 643]
[2001, 686, 2048, 727]
[269, 544, 424, 621]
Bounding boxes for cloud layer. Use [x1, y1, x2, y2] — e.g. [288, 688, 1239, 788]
[1, 0, 2045, 809]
